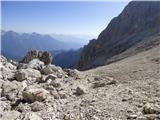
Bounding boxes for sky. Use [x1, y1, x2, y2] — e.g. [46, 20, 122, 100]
[2, 1, 129, 37]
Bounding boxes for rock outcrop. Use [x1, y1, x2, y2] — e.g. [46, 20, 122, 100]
[78, 1, 160, 70]
[21, 50, 52, 65]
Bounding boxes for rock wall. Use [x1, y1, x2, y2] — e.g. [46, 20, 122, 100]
[77, 1, 160, 70]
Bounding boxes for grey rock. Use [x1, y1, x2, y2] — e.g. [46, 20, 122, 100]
[1, 81, 24, 101]
[30, 101, 44, 112]
[22, 85, 49, 103]
[143, 103, 160, 114]
[15, 102, 31, 112]
[41, 65, 55, 75]
[18, 59, 44, 70]
[92, 81, 106, 88]
[0, 110, 20, 120]
[74, 86, 86, 96]
[15, 68, 41, 81]
[64, 69, 81, 79]
[45, 74, 57, 81]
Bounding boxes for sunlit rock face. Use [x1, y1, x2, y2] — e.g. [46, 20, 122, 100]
[78, 1, 160, 70]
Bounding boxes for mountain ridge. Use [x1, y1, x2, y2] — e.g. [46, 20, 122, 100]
[77, 1, 160, 70]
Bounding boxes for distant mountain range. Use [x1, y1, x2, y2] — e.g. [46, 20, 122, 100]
[77, 1, 160, 70]
[50, 34, 95, 45]
[1, 31, 85, 62]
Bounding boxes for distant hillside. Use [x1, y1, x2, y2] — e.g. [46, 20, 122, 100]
[1, 31, 81, 61]
[52, 48, 82, 68]
[78, 1, 160, 70]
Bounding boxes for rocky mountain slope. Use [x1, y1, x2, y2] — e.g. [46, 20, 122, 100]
[0, 44, 160, 119]
[78, 1, 160, 70]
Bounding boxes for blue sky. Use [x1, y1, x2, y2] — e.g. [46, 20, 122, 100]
[2, 1, 129, 36]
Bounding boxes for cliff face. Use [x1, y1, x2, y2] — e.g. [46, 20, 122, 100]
[78, 1, 160, 70]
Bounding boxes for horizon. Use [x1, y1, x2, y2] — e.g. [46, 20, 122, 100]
[2, 1, 129, 38]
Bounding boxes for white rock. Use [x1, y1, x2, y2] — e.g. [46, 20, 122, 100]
[18, 112, 43, 120]
[0, 110, 20, 120]
[27, 59, 44, 70]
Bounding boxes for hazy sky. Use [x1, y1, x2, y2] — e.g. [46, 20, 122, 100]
[2, 1, 129, 36]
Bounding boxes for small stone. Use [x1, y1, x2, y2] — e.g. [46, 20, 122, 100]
[92, 81, 106, 88]
[74, 86, 86, 96]
[45, 74, 57, 81]
[127, 114, 137, 119]
[50, 81, 61, 88]
[107, 80, 117, 85]
[57, 73, 63, 78]
[30, 101, 44, 112]
[58, 91, 67, 99]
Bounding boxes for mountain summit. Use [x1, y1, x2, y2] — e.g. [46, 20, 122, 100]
[77, 1, 160, 70]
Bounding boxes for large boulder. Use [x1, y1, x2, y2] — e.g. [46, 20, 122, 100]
[22, 85, 49, 103]
[21, 50, 52, 65]
[1, 81, 24, 102]
[15, 68, 41, 81]
[17, 59, 44, 70]
[41, 64, 63, 75]
[0, 110, 20, 120]
[143, 103, 160, 114]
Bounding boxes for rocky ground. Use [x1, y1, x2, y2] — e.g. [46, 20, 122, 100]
[0, 46, 160, 120]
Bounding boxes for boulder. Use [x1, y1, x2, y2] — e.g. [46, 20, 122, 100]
[21, 50, 52, 65]
[41, 65, 62, 75]
[143, 103, 160, 114]
[15, 68, 41, 81]
[17, 59, 44, 70]
[22, 85, 49, 103]
[41, 66, 54, 75]
[0, 100, 11, 112]
[1, 81, 24, 101]
[1, 65, 16, 80]
[0, 110, 20, 120]
[27, 59, 44, 70]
